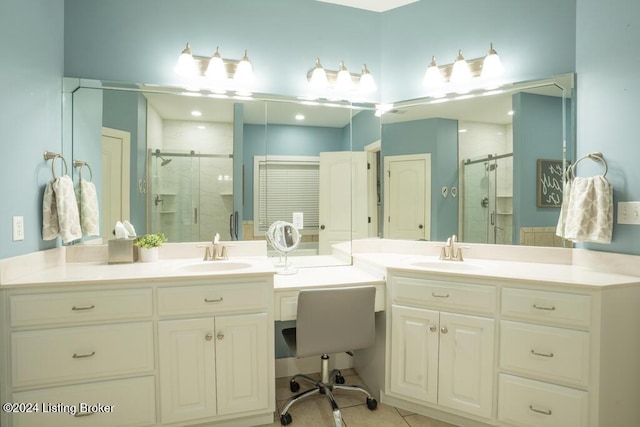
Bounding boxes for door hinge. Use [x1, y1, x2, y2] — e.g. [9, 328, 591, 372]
[367, 162, 371, 170]
[368, 216, 372, 223]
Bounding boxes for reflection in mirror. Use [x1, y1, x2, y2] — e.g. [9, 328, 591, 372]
[379, 73, 574, 247]
[266, 220, 301, 275]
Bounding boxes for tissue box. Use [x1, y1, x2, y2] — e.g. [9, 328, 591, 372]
[108, 239, 137, 264]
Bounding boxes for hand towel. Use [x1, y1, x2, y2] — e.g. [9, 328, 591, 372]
[42, 176, 82, 243]
[556, 175, 613, 244]
[76, 178, 100, 236]
[42, 181, 59, 240]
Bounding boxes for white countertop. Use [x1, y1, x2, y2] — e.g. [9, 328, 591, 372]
[353, 252, 640, 288]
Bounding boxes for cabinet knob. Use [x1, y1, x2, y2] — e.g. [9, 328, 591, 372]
[205, 333, 213, 341]
[429, 324, 437, 332]
[217, 332, 225, 340]
[440, 326, 448, 334]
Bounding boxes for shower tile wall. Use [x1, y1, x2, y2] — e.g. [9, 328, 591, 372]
[459, 121, 513, 244]
[160, 120, 233, 242]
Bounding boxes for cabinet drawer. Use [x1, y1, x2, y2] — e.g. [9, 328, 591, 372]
[11, 376, 156, 427]
[11, 322, 154, 388]
[502, 288, 591, 328]
[10, 288, 153, 327]
[498, 374, 588, 427]
[158, 282, 269, 316]
[500, 320, 590, 387]
[391, 276, 496, 314]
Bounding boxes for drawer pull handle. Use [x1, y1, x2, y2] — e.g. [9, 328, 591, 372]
[533, 304, 556, 311]
[72, 351, 96, 359]
[529, 405, 552, 416]
[72, 305, 95, 311]
[204, 297, 224, 303]
[530, 349, 554, 358]
[74, 411, 95, 417]
[431, 292, 450, 298]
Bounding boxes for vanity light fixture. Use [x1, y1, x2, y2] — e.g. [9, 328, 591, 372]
[422, 43, 505, 92]
[307, 58, 377, 94]
[174, 43, 255, 90]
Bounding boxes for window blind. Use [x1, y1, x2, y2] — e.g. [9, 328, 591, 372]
[256, 160, 319, 233]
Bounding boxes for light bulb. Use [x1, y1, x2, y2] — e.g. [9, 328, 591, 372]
[335, 61, 353, 91]
[423, 56, 444, 88]
[174, 43, 197, 78]
[309, 58, 329, 89]
[450, 50, 472, 84]
[233, 50, 255, 86]
[481, 43, 504, 80]
[205, 47, 227, 82]
[359, 64, 377, 93]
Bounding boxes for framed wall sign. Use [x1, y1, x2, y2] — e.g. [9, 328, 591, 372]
[537, 159, 567, 208]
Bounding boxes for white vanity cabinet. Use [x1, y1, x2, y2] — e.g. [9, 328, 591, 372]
[385, 272, 497, 421]
[157, 280, 274, 425]
[0, 274, 275, 427]
[3, 287, 157, 427]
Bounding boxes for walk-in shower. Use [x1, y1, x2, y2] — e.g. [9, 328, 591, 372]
[148, 149, 233, 243]
[461, 153, 513, 244]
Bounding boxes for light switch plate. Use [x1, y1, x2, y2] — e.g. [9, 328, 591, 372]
[12, 216, 24, 241]
[617, 202, 640, 225]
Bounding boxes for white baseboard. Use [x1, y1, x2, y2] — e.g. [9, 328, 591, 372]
[275, 353, 354, 378]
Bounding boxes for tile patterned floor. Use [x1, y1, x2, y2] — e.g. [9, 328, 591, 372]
[261, 370, 457, 427]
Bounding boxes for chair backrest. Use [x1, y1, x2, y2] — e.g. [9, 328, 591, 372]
[295, 286, 376, 358]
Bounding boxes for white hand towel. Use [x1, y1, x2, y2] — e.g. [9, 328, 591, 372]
[76, 178, 100, 237]
[52, 176, 82, 243]
[556, 176, 613, 244]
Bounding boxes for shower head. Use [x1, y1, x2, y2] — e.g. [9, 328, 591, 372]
[158, 156, 172, 166]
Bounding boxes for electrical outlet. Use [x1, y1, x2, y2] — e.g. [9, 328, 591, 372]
[617, 202, 640, 225]
[12, 216, 24, 241]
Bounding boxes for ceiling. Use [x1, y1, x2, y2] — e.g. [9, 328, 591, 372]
[314, 0, 420, 12]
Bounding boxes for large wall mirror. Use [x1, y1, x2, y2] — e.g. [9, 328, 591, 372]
[68, 72, 574, 268]
[378, 73, 575, 247]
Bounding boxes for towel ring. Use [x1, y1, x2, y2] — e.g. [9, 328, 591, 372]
[43, 151, 68, 179]
[73, 160, 93, 182]
[569, 152, 607, 179]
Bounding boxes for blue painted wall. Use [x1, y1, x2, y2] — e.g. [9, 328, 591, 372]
[512, 92, 567, 242]
[0, 0, 64, 259]
[381, 118, 458, 241]
[576, 0, 640, 255]
[352, 110, 382, 151]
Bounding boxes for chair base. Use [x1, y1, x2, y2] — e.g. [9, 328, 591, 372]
[279, 354, 378, 426]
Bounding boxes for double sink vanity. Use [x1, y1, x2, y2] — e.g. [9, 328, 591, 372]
[1, 239, 640, 427]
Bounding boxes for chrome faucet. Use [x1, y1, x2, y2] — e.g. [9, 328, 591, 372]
[439, 235, 464, 261]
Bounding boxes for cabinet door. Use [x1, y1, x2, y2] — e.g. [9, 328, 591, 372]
[438, 312, 494, 419]
[159, 318, 217, 424]
[389, 304, 439, 404]
[215, 312, 270, 415]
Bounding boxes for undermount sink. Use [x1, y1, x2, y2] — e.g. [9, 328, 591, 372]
[178, 261, 253, 273]
[410, 260, 483, 272]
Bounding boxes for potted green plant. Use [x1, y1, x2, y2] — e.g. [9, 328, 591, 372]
[134, 233, 167, 262]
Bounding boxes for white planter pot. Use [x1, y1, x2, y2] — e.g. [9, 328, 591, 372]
[138, 247, 159, 262]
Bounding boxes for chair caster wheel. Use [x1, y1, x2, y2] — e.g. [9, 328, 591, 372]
[289, 380, 300, 393]
[366, 397, 378, 410]
[280, 413, 292, 425]
[335, 374, 345, 384]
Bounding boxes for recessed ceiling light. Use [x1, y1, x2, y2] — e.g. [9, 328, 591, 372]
[191, 110, 202, 117]
[295, 114, 305, 121]
[507, 110, 514, 116]
[197, 125, 206, 129]
[459, 129, 468, 133]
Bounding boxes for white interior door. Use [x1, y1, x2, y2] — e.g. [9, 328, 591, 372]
[319, 151, 352, 254]
[384, 153, 431, 240]
[351, 151, 369, 242]
[102, 127, 130, 239]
